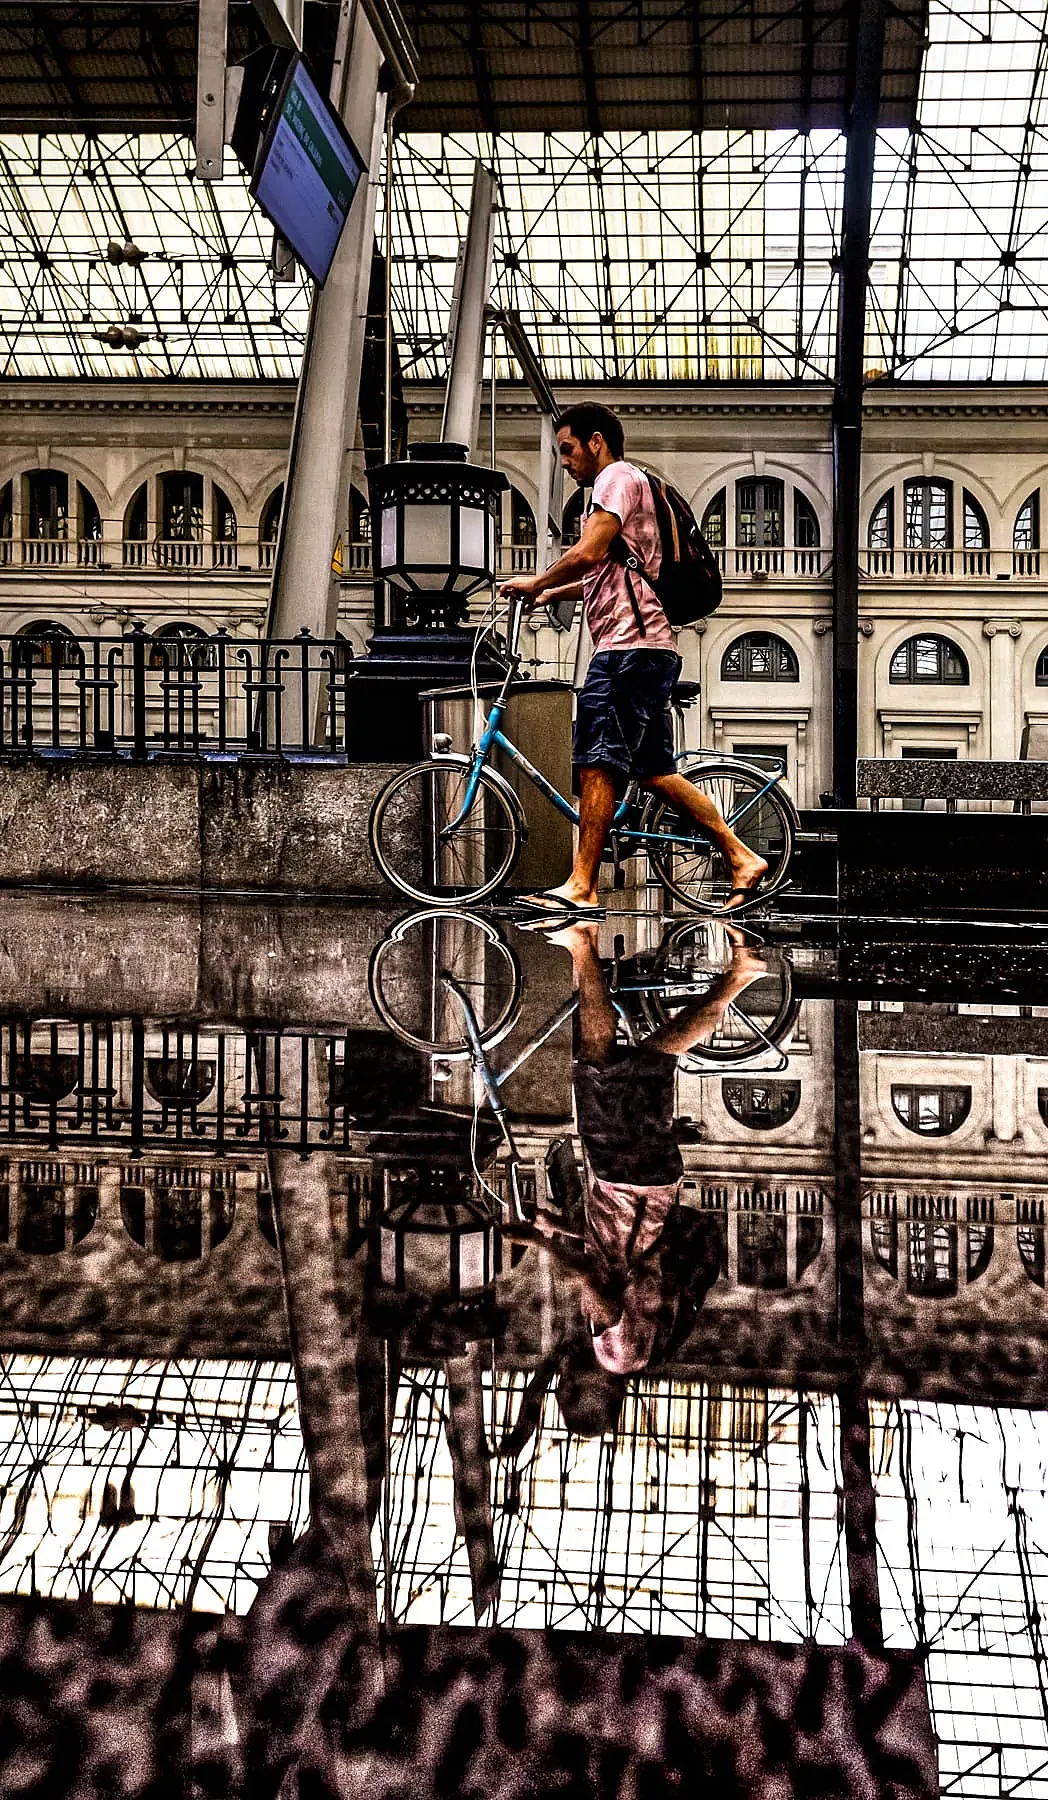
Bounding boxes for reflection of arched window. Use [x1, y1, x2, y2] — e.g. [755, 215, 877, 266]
[967, 1222, 994, 1281]
[17, 1162, 96, 1255]
[10, 1051, 79, 1102]
[1018, 1202, 1045, 1287]
[870, 1195, 898, 1277]
[149, 622, 215, 671]
[143, 1055, 216, 1106]
[120, 1167, 235, 1262]
[701, 489, 725, 550]
[722, 1079, 800, 1130]
[1015, 491, 1040, 575]
[891, 1084, 971, 1135]
[13, 620, 77, 669]
[889, 635, 968, 685]
[721, 632, 799, 683]
[907, 1220, 957, 1296]
[737, 1202, 787, 1289]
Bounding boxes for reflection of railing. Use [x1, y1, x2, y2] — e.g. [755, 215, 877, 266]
[0, 624, 354, 758]
[0, 1019, 470, 1158]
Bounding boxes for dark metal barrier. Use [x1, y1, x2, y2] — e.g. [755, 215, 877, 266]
[0, 625, 354, 759]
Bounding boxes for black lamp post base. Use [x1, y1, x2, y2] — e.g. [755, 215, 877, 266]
[343, 627, 508, 762]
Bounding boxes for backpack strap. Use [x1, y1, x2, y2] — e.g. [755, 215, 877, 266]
[609, 531, 648, 638]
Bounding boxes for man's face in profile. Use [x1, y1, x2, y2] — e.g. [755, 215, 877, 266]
[557, 427, 602, 486]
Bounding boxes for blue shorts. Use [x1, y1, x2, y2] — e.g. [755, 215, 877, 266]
[573, 650, 682, 794]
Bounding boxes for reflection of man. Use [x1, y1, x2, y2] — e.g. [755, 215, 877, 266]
[563, 920, 767, 1374]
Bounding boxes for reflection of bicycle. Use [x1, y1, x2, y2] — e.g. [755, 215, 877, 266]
[368, 909, 797, 1072]
[368, 598, 799, 913]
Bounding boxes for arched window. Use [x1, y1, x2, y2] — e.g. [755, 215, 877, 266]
[148, 621, 215, 671]
[161, 471, 202, 541]
[722, 1079, 801, 1130]
[904, 478, 953, 575]
[502, 488, 537, 575]
[868, 491, 894, 573]
[889, 634, 968, 684]
[792, 491, 822, 574]
[13, 620, 77, 669]
[891, 1084, 971, 1136]
[0, 482, 11, 568]
[259, 484, 283, 569]
[701, 489, 725, 550]
[1016, 492, 1041, 575]
[122, 483, 148, 567]
[736, 477, 783, 547]
[563, 488, 584, 545]
[721, 632, 799, 683]
[963, 491, 990, 574]
[213, 482, 237, 550]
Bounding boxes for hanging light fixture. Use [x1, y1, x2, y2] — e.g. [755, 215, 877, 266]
[367, 441, 506, 623]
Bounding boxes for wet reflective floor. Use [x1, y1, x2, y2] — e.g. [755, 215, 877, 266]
[3, 893, 1048, 1795]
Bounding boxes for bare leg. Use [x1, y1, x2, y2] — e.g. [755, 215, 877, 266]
[531, 765, 618, 911]
[646, 770, 768, 907]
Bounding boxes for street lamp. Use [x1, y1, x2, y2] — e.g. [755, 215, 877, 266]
[367, 441, 506, 628]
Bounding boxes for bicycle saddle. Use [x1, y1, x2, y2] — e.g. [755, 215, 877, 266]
[671, 680, 702, 705]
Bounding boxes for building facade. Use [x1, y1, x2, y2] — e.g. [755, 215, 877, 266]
[4, 380, 1048, 804]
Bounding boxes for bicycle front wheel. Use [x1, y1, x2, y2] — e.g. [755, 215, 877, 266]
[369, 759, 522, 904]
[644, 760, 795, 914]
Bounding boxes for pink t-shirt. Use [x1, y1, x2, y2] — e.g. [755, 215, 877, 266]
[583, 461, 675, 653]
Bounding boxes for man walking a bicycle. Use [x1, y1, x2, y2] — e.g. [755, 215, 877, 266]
[499, 402, 768, 917]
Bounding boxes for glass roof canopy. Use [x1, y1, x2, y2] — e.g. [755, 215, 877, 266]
[1, 0, 1048, 384]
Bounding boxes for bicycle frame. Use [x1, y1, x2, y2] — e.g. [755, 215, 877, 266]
[443, 598, 788, 848]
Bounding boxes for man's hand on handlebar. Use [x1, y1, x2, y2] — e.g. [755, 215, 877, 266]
[498, 572, 545, 605]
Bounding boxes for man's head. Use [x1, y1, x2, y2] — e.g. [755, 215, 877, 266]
[553, 403, 625, 486]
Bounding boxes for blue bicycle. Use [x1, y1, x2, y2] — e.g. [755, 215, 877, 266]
[368, 599, 798, 913]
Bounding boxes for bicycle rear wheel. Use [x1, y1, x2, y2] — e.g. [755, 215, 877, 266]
[643, 760, 794, 913]
[640, 921, 797, 1062]
[369, 909, 522, 1055]
[369, 758, 522, 904]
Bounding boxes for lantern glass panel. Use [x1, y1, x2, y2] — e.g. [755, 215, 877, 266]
[404, 502, 451, 575]
[460, 505, 487, 570]
[380, 504, 397, 570]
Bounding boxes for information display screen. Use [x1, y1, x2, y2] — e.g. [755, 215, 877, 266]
[250, 55, 365, 286]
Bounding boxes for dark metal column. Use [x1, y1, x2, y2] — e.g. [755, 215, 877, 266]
[832, 0, 888, 807]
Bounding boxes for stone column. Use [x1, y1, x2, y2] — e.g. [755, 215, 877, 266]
[982, 617, 1022, 760]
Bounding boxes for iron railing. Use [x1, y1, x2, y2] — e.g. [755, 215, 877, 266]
[0, 624, 354, 758]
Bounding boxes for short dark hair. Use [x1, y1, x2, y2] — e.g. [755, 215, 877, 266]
[553, 403, 625, 459]
[554, 1366, 625, 1438]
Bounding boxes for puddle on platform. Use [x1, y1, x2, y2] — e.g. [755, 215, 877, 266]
[0, 897, 1045, 1795]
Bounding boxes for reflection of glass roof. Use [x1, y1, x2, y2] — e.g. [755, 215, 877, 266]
[2, 2, 1048, 383]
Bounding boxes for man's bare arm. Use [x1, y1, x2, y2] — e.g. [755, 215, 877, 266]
[499, 507, 620, 603]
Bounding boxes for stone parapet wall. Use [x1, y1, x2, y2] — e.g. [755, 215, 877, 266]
[0, 757, 403, 896]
